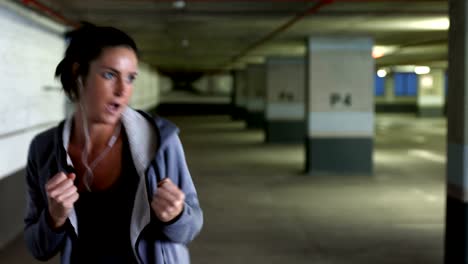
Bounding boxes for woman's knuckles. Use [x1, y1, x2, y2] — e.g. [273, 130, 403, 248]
[56, 195, 65, 203]
[168, 200, 178, 207]
[160, 212, 168, 220]
[48, 183, 77, 198]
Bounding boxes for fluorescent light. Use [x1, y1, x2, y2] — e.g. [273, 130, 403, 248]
[372, 50, 385, 59]
[414, 66, 431, 75]
[372, 45, 398, 59]
[377, 69, 387, 78]
[408, 149, 445, 163]
[173, 0, 186, 9]
[421, 76, 434, 87]
[409, 17, 450, 30]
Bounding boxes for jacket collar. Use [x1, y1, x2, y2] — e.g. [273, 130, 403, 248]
[121, 107, 159, 175]
[62, 107, 159, 174]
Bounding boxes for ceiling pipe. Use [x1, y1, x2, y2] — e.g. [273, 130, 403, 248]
[347, 0, 439, 1]
[219, 0, 335, 70]
[133, 0, 441, 2]
[21, 0, 79, 28]
[18, 0, 443, 30]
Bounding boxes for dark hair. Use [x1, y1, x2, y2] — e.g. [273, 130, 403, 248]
[55, 22, 139, 101]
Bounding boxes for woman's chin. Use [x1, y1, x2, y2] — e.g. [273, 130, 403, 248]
[92, 112, 121, 126]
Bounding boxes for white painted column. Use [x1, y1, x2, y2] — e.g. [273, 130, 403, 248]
[417, 68, 445, 117]
[0, 1, 66, 249]
[265, 57, 305, 143]
[212, 73, 233, 95]
[232, 69, 248, 120]
[384, 73, 395, 103]
[305, 36, 374, 175]
[245, 64, 266, 129]
[375, 73, 396, 113]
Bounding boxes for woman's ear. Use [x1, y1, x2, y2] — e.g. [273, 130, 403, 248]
[72, 62, 82, 86]
[72, 62, 80, 76]
[72, 62, 84, 94]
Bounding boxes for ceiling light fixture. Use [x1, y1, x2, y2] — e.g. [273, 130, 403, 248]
[377, 69, 387, 78]
[409, 17, 450, 31]
[421, 76, 434, 87]
[414, 66, 431, 75]
[372, 50, 385, 59]
[372, 45, 397, 59]
[173, 0, 186, 9]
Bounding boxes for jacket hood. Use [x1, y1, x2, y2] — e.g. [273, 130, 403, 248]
[56, 108, 180, 174]
[136, 109, 180, 154]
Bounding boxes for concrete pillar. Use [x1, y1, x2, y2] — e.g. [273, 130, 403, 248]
[231, 70, 247, 120]
[245, 64, 266, 129]
[208, 74, 216, 95]
[305, 36, 374, 175]
[417, 69, 445, 117]
[212, 73, 233, 95]
[384, 73, 395, 103]
[159, 74, 173, 94]
[445, 1, 468, 262]
[265, 57, 306, 143]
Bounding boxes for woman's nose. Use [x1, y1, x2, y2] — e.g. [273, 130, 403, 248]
[114, 78, 127, 97]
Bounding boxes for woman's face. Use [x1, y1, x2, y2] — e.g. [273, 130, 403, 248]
[79, 46, 138, 125]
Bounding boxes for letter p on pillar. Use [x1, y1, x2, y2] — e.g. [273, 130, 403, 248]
[330, 93, 341, 106]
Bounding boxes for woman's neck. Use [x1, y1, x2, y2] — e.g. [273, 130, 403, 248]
[71, 110, 121, 153]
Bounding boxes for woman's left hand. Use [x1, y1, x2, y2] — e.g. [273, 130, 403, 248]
[151, 178, 185, 223]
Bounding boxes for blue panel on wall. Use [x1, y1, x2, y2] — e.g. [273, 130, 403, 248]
[375, 75, 385, 96]
[394, 72, 418, 96]
[407, 73, 418, 96]
[394, 73, 406, 96]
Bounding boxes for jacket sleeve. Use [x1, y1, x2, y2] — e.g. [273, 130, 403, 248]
[159, 135, 203, 244]
[24, 138, 66, 261]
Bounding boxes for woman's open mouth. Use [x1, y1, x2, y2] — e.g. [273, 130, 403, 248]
[106, 102, 121, 115]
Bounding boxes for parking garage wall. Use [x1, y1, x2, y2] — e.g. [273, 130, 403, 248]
[130, 62, 160, 111]
[0, 1, 67, 249]
[193, 73, 233, 96]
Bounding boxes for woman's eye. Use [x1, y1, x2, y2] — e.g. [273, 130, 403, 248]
[102, 72, 115, 79]
[127, 75, 137, 83]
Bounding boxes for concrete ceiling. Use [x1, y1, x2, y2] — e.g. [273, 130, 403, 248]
[18, 0, 448, 72]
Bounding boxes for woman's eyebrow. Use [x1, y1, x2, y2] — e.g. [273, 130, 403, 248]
[100, 66, 138, 75]
[100, 66, 120, 73]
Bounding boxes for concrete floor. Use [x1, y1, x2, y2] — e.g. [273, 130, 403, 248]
[0, 114, 445, 263]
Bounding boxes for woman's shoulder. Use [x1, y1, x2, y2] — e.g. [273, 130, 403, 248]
[29, 121, 64, 157]
[135, 109, 180, 138]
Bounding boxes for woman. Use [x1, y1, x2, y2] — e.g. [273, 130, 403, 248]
[24, 24, 203, 264]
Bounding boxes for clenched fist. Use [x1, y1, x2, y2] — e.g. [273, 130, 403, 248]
[45, 172, 79, 230]
[151, 178, 185, 223]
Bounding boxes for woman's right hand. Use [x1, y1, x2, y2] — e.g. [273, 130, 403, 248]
[45, 172, 79, 230]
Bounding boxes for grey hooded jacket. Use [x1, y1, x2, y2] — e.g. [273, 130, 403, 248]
[24, 107, 203, 263]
